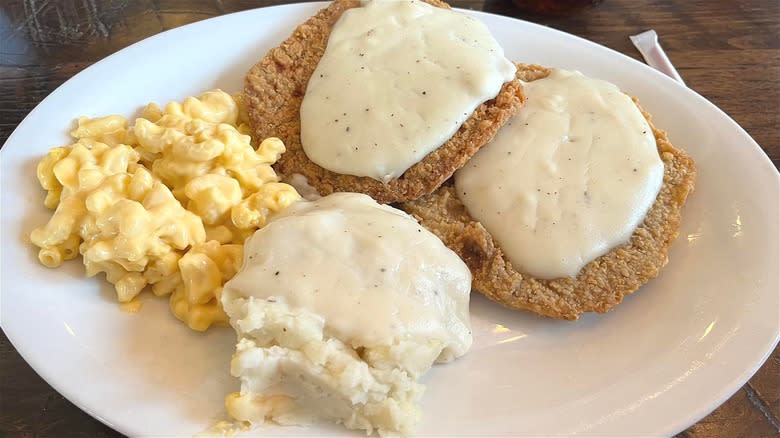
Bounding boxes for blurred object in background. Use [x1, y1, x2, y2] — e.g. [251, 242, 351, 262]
[512, 0, 604, 16]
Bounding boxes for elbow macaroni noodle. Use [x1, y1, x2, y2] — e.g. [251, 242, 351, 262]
[30, 90, 301, 331]
[172, 240, 244, 331]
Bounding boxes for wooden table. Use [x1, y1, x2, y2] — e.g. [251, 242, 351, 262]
[1, 1, 777, 436]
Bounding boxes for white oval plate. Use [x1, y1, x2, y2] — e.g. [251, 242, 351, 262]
[1, 3, 778, 436]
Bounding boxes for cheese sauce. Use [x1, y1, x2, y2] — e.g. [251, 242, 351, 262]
[224, 193, 472, 359]
[455, 69, 664, 279]
[300, 0, 516, 182]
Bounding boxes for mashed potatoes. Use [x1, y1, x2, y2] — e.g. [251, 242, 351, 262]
[220, 193, 473, 436]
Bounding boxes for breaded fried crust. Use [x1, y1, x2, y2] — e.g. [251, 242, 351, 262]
[244, 0, 524, 204]
[400, 64, 697, 320]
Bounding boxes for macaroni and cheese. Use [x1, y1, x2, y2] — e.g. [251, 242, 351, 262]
[30, 90, 301, 331]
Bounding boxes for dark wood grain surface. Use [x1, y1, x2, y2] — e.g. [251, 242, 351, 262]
[1, 1, 778, 437]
